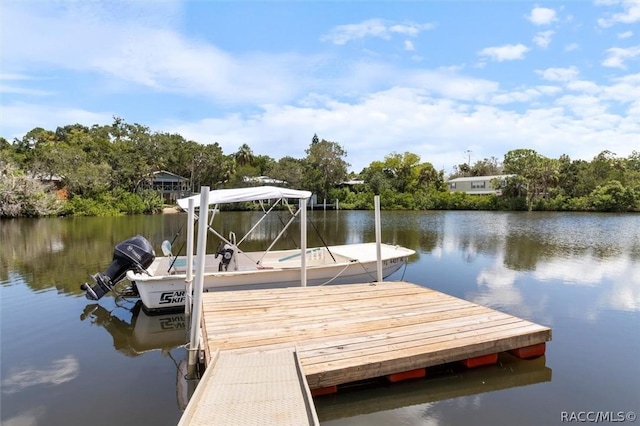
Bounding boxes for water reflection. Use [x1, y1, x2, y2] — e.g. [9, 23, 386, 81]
[316, 353, 551, 423]
[2, 211, 638, 315]
[79, 302, 188, 357]
[78, 301, 194, 410]
[1, 355, 79, 395]
[2, 407, 46, 426]
[2, 211, 638, 426]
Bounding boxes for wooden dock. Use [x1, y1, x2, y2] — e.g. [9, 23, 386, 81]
[202, 281, 550, 387]
[179, 281, 551, 424]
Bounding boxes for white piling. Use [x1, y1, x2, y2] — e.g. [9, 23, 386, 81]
[300, 197, 308, 287]
[184, 199, 195, 317]
[187, 186, 209, 377]
[374, 195, 383, 282]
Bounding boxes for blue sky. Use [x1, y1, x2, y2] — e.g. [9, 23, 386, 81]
[1, 1, 639, 174]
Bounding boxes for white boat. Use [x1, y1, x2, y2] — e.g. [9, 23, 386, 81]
[82, 186, 415, 312]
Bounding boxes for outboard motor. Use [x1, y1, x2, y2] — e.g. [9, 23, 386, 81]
[215, 242, 234, 272]
[81, 235, 155, 300]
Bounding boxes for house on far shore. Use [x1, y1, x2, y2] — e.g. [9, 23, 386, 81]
[33, 173, 68, 199]
[142, 170, 190, 204]
[446, 174, 514, 195]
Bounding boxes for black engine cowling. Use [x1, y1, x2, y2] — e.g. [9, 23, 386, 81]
[81, 235, 156, 300]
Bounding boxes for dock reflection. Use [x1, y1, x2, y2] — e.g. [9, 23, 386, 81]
[314, 353, 552, 422]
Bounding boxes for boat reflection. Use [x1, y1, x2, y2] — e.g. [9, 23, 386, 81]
[80, 302, 194, 409]
[314, 353, 552, 422]
[81, 302, 188, 357]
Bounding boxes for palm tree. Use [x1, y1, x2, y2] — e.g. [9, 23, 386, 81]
[234, 144, 254, 167]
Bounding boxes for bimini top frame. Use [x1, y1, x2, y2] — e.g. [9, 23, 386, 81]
[177, 186, 313, 266]
[177, 186, 312, 209]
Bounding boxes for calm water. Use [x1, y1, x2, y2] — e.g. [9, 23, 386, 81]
[1, 211, 639, 426]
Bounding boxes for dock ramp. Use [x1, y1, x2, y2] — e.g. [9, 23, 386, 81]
[178, 348, 319, 426]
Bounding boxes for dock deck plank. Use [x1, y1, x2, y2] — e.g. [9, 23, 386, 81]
[202, 281, 552, 389]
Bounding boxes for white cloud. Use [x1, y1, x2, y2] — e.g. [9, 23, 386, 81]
[478, 44, 529, 62]
[157, 72, 639, 172]
[536, 66, 579, 82]
[320, 19, 434, 45]
[527, 7, 558, 25]
[597, 1, 640, 27]
[567, 80, 602, 95]
[0, 85, 54, 96]
[490, 88, 544, 104]
[533, 30, 555, 48]
[2, 0, 640, 176]
[617, 30, 633, 39]
[602, 45, 640, 68]
[1, 103, 111, 140]
[404, 40, 415, 51]
[565, 43, 580, 51]
[0, 1, 317, 105]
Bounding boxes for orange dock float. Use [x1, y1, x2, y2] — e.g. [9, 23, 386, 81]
[200, 281, 551, 390]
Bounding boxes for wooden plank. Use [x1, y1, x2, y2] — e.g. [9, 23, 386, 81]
[202, 285, 442, 311]
[207, 309, 515, 352]
[204, 299, 481, 333]
[304, 329, 550, 388]
[205, 307, 503, 350]
[200, 281, 552, 390]
[301, 322, 548, 370]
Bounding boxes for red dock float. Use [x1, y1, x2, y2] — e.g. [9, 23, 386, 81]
[311, 385, 338, 397]
[461, 353, 499, 368]
[386, 368, 426, 383]
[510, 342, 546, 359]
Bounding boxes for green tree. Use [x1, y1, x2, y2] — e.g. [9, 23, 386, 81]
[588, 180, 637, 212]
[470, 157, 502, 176]
[361, 162, 391, 195]
[0, 162, 62, 217]
[253, 155, 276, 176]
[304, 138, 349, 198]
[502, 149, 558, 209]
[234, 143, 255, 167]
[271, 156, 305, 189]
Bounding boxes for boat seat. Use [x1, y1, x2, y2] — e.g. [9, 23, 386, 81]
[162, 240, 191, 271]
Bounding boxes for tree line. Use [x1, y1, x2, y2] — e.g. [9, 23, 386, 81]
[1, 117, 638, 217]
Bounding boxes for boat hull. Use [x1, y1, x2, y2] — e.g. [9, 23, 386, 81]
[128, 243, 414, 312]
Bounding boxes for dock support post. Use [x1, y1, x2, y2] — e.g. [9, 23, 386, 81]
[300, 197, 308, 287]
[184, 198, 195, 318]
[374, 195, 383, 282]
[187, 186, 209, 378]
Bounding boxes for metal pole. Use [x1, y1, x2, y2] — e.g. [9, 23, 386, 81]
[300, 198, 308, 287]
[187, 186, 209, 378]
[185, 199, 195, 317]
[374, 195, 383, 282]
